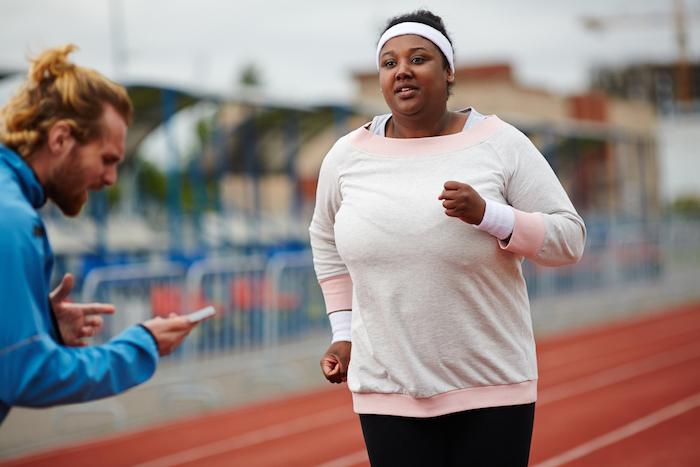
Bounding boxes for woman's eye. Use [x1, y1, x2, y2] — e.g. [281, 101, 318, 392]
[411, 56, 424, 64]
[384, 60, 396, 68]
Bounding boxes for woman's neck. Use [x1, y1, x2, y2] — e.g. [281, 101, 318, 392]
[387, 110, 465, 139]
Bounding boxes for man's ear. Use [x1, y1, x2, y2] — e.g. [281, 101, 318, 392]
[46, 120, 75, 156]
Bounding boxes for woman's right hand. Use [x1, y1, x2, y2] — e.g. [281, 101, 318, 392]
[320, 341, 351, 384]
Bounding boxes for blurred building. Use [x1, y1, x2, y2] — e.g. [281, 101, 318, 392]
[339, 63, 661, 223]
[591, 60, 700, 203]
[591, 61, 700, 114]
[30, 63, 665, 264]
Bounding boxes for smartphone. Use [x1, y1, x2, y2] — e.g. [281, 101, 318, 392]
[184, 306, 217, 323]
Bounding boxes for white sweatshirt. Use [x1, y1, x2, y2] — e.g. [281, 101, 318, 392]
[309, 115, 586, 418]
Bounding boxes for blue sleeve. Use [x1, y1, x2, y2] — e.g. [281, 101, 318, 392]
[1, 327, 158, 408]
[0, 214, 159, 410]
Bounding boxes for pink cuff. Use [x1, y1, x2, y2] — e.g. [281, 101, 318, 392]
[319, 274, 353, 313]
[499, 209, 545, 258]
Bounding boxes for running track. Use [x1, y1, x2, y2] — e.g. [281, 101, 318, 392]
[3, 302, 699, 466]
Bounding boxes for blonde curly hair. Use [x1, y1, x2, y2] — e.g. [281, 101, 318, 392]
[0, 44, 133, 158]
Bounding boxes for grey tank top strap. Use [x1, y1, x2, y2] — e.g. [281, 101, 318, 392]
[369, 107, 486, 136]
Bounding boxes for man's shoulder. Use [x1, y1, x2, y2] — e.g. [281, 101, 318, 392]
[0, 185, 41, 241]
[0, 191, 39, 221]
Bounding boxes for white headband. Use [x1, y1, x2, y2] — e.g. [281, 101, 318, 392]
[376, 22, 455, 72]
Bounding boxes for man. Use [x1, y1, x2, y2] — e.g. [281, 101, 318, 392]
[0, 44, 198, 424]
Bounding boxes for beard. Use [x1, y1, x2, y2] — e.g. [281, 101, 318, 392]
[51, 189, 87, 217]
[45, 148, 88, 217]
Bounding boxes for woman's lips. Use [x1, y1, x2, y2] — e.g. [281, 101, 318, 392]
[395, 86, 418, 99]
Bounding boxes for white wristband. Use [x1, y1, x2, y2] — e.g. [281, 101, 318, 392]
[477, 199, 515, 240]
[328, 310, 352, 343]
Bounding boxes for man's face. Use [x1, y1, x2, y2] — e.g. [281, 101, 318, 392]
[46, 105, 127, 217]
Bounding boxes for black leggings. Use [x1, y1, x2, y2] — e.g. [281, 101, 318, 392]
[359, 403, 535, 467]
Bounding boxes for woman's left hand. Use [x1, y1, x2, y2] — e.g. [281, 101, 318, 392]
[439, 180, 486, 225]
[320, 341, 351, 384]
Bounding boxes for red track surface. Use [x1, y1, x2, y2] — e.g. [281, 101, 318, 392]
[3, 302, 700, 466]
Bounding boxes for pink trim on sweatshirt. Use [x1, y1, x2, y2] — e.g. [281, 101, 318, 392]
[319, 274, 353, 313]
[347, 116, 508, 156]
[500, 209, 545, 258]
[352, 380, 537, 418]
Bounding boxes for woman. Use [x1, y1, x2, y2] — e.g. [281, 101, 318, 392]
[309, 10, 585, 466]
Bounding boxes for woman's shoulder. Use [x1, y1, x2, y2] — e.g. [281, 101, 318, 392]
[474, 114, 530, 145]
[319, 127, 367, 167]
[480, 117, 545, 167]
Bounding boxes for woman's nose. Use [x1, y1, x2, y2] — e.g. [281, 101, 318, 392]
[395, 60, 413, 79]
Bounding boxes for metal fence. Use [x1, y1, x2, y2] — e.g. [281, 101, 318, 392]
[524, 221, 660, 298]
[82, 250, 327, 359]
[50, 218, 698, 433]
[81, 261, 188, 342]
[523, 217, 699, 299]
[80, 218, 700, 355]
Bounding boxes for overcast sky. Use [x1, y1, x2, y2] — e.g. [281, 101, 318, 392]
[1, 0, 699, 105]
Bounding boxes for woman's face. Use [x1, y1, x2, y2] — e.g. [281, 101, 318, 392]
[378, 34, 454, 118]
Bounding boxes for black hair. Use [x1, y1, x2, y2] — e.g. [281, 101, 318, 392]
[381, 10, 453, 72]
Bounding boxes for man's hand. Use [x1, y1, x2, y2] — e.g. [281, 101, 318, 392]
[142, 315, 197, 356]
[438, 180, 486, 225]
[321, 341, 351, 384]
[50, 273, 115, 346]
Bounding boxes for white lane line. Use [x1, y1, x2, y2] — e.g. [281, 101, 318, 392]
[533, 392, 700, 467]
[537, 311, 700, 364]
[538, 341, 700, 406]
[316, 450, 368, 467]
[136, 342, 700, 467]
[317, 343, 700, 467]
[133, 406, 354, 467]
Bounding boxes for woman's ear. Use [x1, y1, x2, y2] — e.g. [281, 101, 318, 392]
[447, 68, 455, 85]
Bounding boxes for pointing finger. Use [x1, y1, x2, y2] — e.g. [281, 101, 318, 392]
[50, 273, 74, 302]
[79, 304, 116, 315]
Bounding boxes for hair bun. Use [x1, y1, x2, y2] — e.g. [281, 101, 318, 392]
[29, 44, 78, 85]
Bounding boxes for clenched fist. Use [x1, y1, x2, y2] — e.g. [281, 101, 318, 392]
[320, 341, 351, 384]
[438, 181, 486, 225]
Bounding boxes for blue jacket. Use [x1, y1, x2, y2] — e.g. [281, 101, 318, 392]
[0, 145, 159, 424]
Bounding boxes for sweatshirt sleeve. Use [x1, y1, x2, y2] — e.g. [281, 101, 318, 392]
[0, 217, 159, 412]
[493, 126, 586, 267]
[308, 143, 353, 314]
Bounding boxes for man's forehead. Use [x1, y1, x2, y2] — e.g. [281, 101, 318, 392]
[100, 105, 128, 155]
